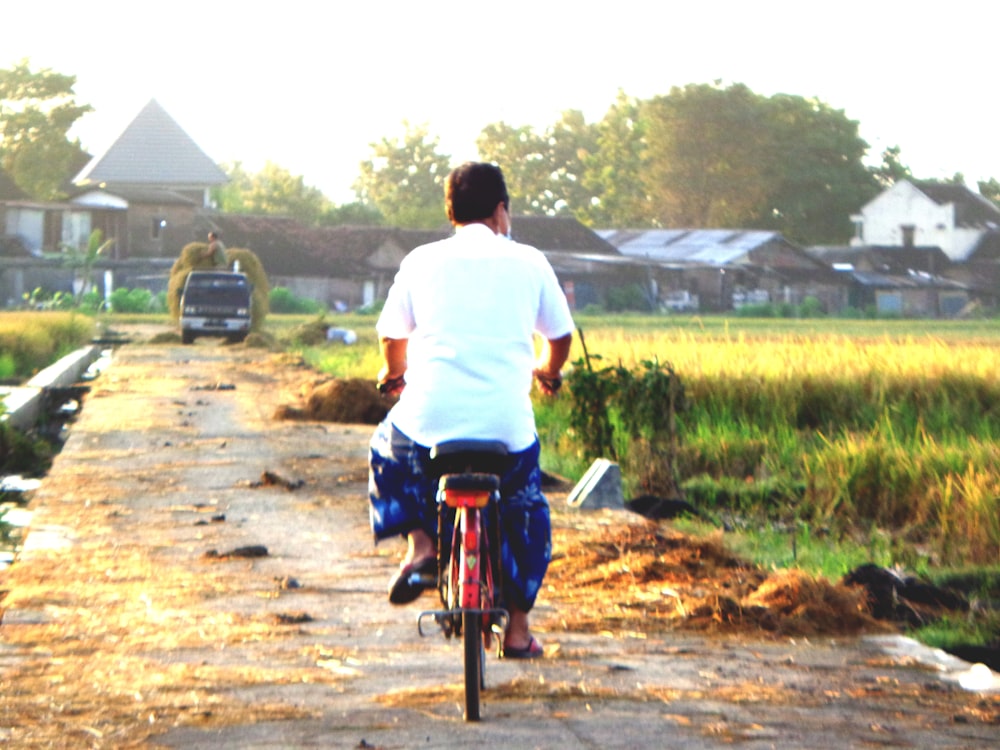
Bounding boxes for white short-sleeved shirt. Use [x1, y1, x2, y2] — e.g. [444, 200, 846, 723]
[376, 223, 574, 451]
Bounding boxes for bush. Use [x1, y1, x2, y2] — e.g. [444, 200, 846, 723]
[110, 288, 155, 313]
[734, 303, 775, 317]
[798, 296, 825, 317]
[269, 286, 322, 314]
[605, 284, 652, 312]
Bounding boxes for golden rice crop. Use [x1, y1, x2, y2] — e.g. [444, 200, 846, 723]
[0, 312, 94, 379]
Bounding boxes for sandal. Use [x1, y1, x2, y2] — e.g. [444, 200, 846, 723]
[502, 634, 544, 660]
[387, 557, 436, 605]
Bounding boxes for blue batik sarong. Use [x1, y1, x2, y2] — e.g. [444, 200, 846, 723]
[368, 419, 551, 612]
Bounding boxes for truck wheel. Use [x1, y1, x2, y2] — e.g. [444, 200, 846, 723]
[182, 331, 195, 344]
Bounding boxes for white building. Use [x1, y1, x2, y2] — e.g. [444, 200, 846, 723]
[851, 180, 1000, 262]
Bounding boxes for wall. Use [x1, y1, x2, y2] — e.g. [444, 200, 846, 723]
[860, 182, 975, 261]
[125, 204, 199, 258]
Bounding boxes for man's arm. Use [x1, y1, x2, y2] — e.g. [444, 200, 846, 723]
[534, 332, 572, 394]
[377, 336, 408, 394]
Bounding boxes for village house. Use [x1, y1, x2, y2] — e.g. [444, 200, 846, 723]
[201, 214, 445, 310]
[1, 100, 226, 304]
[8, 101, 997, 318]
[71, 98, 228, 260]
[851, 180, 1000, 263]
[3, 100, 657, 311]
[600, 228, 848, 312]
[806, 180, 1000, 316]
[206, 213, 651, 313]
[807, 244, 973, 317]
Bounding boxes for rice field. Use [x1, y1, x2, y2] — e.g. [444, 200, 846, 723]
[287, 312, 1000, 567]
[547, 315, 1000, 568]
[0, 312, 95, 381]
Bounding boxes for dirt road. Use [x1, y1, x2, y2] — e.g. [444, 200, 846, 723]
[0, 333, 996, 748]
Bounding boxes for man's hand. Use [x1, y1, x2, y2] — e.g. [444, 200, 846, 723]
[533, 369, 562, 396]
[377, 366, 406, 396]
[377, 338, 408, 396]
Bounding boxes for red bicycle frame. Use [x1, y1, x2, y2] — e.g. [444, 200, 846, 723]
[417, 442, 508, 721]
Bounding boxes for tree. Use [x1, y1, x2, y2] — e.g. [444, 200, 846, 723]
[319, 201, 385, 226]
[213, 161, 329, 222]
[52, 228, 115, 300]
[476, 111, 598, 218]
[354, 122, 450, 228]
[477, 121, 555, 215]
[0, 59, 92, 200]
[636, 82, 881, 244]
[756, 94, 879, 245]
[641, 83, 773, 228]
[978, 178, 1000, 208]
[579, 92, 651, 227]
[870, 145, 912, 188]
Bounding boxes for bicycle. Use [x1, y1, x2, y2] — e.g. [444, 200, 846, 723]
[416, 439, 510, 722]
[379, 371, 560, 721]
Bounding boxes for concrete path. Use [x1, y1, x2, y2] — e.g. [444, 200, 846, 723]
[1, 335, 996, 749]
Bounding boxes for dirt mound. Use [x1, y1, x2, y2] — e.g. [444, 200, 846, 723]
[274, 377, 389, 424]
[547, 519, 889, 637]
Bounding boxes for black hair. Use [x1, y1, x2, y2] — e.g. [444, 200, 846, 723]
[445, 162, 509, 224]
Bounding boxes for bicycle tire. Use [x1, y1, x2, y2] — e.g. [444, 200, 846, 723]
[462, 608, 482, 721]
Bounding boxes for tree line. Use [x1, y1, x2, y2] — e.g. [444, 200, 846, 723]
[4, 61, 999, 246]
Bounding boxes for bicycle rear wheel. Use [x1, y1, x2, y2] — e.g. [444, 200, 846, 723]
[462, 609, 482, 721]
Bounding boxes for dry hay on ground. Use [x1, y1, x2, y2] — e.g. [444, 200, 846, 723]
[273, 377, 388, 424]
[0, 542, 342, 747]
[546, 519, 887, 637]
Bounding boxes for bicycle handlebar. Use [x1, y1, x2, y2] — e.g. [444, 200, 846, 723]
[534, 371, 562, 394]
[377, 374, 406, 395]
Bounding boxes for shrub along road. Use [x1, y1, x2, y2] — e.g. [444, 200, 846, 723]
[0, 331, 996, 748]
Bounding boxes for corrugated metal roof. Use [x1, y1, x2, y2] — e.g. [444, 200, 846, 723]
[73, 99, 228, 188]
[609, 228, 782, 265]
[851, 269, 968, 289]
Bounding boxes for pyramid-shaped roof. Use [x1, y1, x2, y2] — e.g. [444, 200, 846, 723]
[73, 99, 228, 188]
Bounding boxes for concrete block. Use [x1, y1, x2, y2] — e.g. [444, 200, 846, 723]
[566, 458, 624, 510]
[26, 345, 102, 389]
[0, 386, 44, 430]
[2, 346, 103, 430]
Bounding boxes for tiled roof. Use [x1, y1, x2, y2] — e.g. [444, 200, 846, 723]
[73, 99, 228, 188]
[205, 215, 450, 276]
[202, 214, 619, 278]
[809, 245, 952, 275]
[850, 269, 968, 290]
[511, 216, 620, 254]
[913, 181, 1000, 228]
[965, 229, 1000, 262]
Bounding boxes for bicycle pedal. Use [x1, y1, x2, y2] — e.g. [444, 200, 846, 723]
[408, 571, 436, 587]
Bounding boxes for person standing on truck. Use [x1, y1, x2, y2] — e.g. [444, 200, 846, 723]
[368, 161, 574, 659]
[203, 231, 228, 269]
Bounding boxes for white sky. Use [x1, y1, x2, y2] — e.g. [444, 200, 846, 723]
[6, 0, 998, 203]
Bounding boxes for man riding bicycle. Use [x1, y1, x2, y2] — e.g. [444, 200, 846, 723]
[368, 161, 574, 659]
